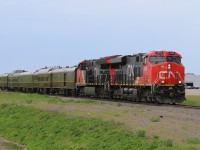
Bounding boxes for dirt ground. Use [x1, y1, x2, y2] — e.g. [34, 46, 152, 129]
[186, 89, 200, 96]
[33, 89, 200, 148]
[36, 94, 200, 149]
[0, 137, 24, 150]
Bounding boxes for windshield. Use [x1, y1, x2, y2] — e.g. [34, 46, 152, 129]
[167, 56, 181, 64]
[150, 56, 165, 65]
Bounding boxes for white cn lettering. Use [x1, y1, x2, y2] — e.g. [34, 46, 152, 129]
[159, 71, 175, 79]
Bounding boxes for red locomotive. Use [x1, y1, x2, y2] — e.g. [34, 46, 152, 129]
[76, 50, 185, 104]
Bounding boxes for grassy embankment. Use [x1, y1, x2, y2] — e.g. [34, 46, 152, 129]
[0, 91, 198, 150]
[183, 96, 200, 106]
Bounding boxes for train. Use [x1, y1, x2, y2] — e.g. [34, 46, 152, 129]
[0, 50, 185, 104]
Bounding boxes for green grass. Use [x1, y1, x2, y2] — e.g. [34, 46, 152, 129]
[0, 92, 100, 106]
[150, 117, 161, 122]
[135, 130, 146, 138]
[0, 92, 197, 149]
[0, 104, 186, 150]
[187, 138, 200, 144]
[116, 102, 123, 107]
[183, 96, 200, 106]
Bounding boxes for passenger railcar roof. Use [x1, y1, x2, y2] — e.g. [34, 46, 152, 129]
[51, 67, 76, 74]
[19, 71, 33, 76]
[0, 73, 9, 77]
[8, 73, 20, 77]
[33, 68, 52, 75]
[33, 67, 76, 75]
[8, 70, 27, 77]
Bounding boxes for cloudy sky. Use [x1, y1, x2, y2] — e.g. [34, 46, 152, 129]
[0, 0, 200, 74]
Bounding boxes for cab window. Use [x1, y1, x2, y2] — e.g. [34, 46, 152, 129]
[150, 56, 165, 65]
[167, 56, 181, 64]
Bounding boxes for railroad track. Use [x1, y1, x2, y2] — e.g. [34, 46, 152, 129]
[53, 95, 200, 110]
[2, 91, 200, 110]
[166, 104, 200, 110]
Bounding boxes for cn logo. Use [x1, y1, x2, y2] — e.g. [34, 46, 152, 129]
[159, 71, 175, 79]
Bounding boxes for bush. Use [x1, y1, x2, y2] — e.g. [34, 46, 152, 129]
[150, 117, 160, 122]
[164, 139, 173, 147]
[187, 137, 200, 144]
[117, 103, 122, 107]
[135, 130, 146, 138]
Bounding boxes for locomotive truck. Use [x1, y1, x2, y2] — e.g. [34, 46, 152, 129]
[0, 50, 185, 104]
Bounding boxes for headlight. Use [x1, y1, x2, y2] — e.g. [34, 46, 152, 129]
[178, 80, 182, 84]
[168, 64, 171, 69]
[161, 80, 165, 84]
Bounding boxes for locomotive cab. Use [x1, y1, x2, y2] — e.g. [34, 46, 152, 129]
[147, 51, 184, 85]
[143, 51, 185, 103]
